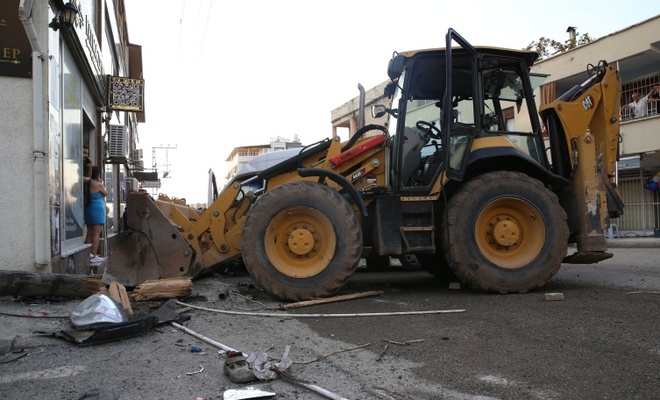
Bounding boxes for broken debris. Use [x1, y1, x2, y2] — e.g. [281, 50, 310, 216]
[544, 293, 565, 301]
[223, 387, 276, 400]
[0, 270, 104, 298]
[130, 277, 193, 301]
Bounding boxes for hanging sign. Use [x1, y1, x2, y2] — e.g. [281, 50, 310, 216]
[107, 76, 145, 111]
[0, 0, 32, 78]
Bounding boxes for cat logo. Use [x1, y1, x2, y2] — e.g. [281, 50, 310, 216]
[352, 168, 366, 181]
[582, 95, 594, 111]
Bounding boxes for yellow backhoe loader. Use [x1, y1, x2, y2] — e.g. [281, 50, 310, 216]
[105, 29, 623, 300]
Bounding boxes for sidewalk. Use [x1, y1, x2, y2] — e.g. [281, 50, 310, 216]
[606, 236, 660, 248]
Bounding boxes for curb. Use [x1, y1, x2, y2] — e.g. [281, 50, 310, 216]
[606, 238, 660, 248]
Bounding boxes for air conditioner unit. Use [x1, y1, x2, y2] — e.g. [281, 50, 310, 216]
[132, 148, 143, 160]
[135, 160, 144, 171]
[108, 125, 128, 159]
[126, 177, 139, 192]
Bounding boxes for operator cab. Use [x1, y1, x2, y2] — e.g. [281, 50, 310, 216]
[374, 32, 548, 195]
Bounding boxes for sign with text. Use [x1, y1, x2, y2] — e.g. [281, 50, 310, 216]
[0, 0, 32, 78]
[107, 76, 145, 111]
[140, 180, 161, 189]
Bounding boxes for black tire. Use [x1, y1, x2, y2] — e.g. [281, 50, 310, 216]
[241, 182, 362, 301]
[366, 255, 390, 270]
[442, 171, 569, 294]
[416, 253, 457, 281]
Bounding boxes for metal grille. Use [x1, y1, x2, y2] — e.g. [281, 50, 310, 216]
[610, 174, 660, 235]
[621, 74, 660, 121]
[108, 125, 128, 159]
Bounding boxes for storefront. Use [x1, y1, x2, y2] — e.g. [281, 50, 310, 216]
[0, 0, 142, 274]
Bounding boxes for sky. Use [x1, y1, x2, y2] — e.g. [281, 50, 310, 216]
[124, 0, 660, 204]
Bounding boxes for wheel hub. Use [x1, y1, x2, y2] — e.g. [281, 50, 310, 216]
[265, 206, 335, 278]
[288, 228, 315, 256]
[489, 217, 521, 247]
[475, 197, 545, 269]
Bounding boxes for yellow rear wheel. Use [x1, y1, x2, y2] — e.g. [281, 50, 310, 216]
[442, 171, 568, 293]
[475, 197, 545, 270]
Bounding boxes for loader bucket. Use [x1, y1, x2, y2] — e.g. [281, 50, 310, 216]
[103, 193, 197, 287]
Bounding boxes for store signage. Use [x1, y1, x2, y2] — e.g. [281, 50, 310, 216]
[70, 1, 106, 98]
[0, 0, 32, 78]
[107, 76, 145, 112]
[141, 180, 161, 189]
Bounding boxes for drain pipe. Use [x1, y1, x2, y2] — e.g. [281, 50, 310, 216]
[19, 0, 49, 269]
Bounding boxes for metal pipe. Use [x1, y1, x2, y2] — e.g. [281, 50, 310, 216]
[357, 83, 365, 129]
[19, 0, 49, 269]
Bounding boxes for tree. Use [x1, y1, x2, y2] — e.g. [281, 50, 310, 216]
[525, 31, 595, 60]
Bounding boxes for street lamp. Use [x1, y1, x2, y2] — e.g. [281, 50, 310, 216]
[49, 1, 79, 31]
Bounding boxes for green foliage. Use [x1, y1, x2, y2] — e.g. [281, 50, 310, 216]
[525, 32, 595, 60]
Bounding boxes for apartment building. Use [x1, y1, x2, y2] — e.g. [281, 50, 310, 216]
[224, 136, 302, 182]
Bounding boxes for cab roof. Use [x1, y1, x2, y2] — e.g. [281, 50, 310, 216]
[399, 46, 539, 67]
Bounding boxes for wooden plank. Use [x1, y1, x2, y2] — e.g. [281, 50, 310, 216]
[131, 277, 193, 301]
[108, 282, 121, 303]
[117, 284, 133, 315]
[267, 290, 383, 310]
[0, 270, 104, 298]
[108, 281, 133, 315]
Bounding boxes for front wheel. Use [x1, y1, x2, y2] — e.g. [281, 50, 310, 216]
[442, 171, 569, 293]
[242, 182, 362, 301]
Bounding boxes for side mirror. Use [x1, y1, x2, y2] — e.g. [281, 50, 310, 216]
[371, 104, 398, 119]
[387, 52, 405, 81]
[371, 104, 388, 119]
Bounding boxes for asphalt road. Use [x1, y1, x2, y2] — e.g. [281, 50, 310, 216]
[1, 247, 659, 400]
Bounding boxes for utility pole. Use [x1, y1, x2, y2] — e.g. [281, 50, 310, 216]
[151, 145, 177, 194]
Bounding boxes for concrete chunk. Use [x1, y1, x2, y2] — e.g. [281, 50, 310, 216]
[544, 292, 565, 301]
[0, 327, 17, 354]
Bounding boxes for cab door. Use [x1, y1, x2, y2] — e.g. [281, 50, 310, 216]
[442, 29, 479, 182]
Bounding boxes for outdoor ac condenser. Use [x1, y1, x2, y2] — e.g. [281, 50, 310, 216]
[126, 177, 139, 192]
[108, 125, 128, 159]
[132, 148, 143, 160]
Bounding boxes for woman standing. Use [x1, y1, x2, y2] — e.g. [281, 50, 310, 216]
[85, 166, 107, 263]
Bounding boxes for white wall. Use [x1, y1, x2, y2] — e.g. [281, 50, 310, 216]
[531, 17, 660, 82]
[0, 77, 37, 271]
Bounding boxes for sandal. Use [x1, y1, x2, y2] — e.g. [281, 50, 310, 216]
[224, 351, 256, 383]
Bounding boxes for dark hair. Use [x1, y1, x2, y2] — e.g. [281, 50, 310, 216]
[91, 166, 101, 180]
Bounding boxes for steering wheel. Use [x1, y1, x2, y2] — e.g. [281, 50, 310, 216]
[416, 120, 441, 139]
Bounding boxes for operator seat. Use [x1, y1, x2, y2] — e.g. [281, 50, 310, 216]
[400, 127, 428, 186]
[421, 147, 443, 186]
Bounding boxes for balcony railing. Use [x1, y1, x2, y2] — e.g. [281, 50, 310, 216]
[621, 75, 660, 121]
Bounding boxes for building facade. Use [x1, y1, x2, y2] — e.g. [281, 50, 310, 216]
[331, 15, 660, 235]
[0, 0, 143, 274]
[224, 135, 302, 182]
